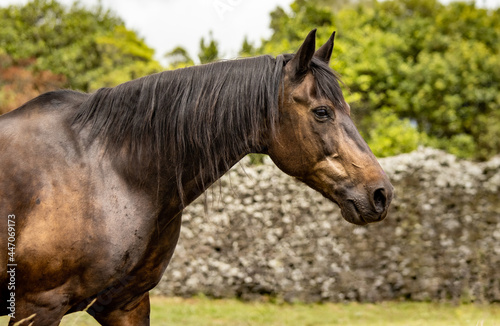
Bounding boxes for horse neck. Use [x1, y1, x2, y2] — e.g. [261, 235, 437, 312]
[173, 152, 247, 209]
[107, 60, 279, 211]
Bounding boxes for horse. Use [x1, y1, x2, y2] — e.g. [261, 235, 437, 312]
[0, 29, 393, 325]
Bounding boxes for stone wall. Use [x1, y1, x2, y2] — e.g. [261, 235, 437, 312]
[154, 148, 500, 303]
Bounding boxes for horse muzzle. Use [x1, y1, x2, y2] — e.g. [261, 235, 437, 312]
[339, 182, 394, 225]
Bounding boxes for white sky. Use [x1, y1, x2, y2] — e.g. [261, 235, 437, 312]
[0, 0, 499, 64]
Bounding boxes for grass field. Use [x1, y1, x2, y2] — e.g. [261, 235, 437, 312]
[2, 296, 499, 325]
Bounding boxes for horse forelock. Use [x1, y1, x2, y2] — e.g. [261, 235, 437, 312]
[279, 54, 347, 113]
[309, 58, 348, 114]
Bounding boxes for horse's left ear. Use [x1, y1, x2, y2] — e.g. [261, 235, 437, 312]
[286, 29, 317, 77]
[314, 31, 336, 64]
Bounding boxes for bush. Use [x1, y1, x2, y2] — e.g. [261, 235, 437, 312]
[363, 110, 423, 157]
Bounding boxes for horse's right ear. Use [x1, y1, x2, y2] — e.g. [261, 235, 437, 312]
[286, 29, 317, 78]
[314, 31, 335, 64]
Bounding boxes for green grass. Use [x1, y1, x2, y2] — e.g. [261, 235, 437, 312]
[1, 297, 499, 325]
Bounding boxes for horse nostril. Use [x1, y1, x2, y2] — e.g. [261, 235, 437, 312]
[373, 188, 387, 213]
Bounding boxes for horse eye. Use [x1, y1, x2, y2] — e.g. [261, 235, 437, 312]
[313, 107, 330, 121]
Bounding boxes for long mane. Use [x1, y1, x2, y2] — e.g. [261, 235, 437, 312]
[72, 55, 284, 198]
[71, 54, 345, 200]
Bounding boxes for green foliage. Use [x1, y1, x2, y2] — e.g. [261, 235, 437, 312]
[247, 153, 267, 165]
[248, 0, 500, 160]
[165, 32, 221, 69]
[0, 0, 161, 92]
[2, 0, 499, 160]
[239, 37, 256, 57]
[90, 24, 161, 89]
[363, 110, 424, 158]
[198, 31, 220, 64]
[165, 46, 194, 70]
[261, 0, 335, 56]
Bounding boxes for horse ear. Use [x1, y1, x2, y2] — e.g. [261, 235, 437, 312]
[286, 29, 317, 77]
[314, 31, 335, 64]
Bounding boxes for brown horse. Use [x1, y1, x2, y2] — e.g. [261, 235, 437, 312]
[0, 29, 392, 325]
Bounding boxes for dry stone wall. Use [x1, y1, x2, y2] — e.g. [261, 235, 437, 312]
[154, 148, 500, 302]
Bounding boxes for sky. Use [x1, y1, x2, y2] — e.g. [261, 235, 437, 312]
[0, 0, 499, 65]
[0, 0, 295, 64]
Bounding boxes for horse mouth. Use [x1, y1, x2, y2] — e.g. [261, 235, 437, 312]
[303, 178, 390, 225]
[340, 199, 388, 225]
[341, 200, 368, 226]
[314, 189, 371, 225]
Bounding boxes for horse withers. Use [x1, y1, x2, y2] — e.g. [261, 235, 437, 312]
[0, 29, 392, 325]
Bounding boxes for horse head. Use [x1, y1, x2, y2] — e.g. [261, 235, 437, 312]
[267, 29, 393, 225]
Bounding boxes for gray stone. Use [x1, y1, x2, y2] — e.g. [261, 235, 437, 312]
[152, 148, 500, 303]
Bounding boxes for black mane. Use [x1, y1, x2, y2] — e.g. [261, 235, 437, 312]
[71, 54, 345, 200]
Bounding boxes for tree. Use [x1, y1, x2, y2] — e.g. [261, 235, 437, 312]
[198, 31, 220, 64]
[164, 46, 194, 70]
[239, 36, 256, 57]
[248, 0, 500, 160]
[0, 0, 161, 92]
[0, 52, 66, 114]
[164, 31, 223, 70]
